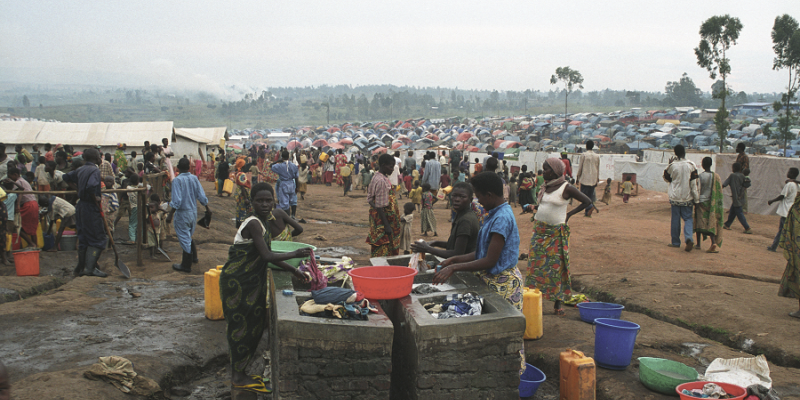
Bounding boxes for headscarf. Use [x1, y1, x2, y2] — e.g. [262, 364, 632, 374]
[537, 157, 567, 204]
[235, 158, 246, 172]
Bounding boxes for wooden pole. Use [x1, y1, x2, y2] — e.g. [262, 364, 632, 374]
[137, 190, 145, 267]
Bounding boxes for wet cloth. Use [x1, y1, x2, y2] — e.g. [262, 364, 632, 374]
[299, 256, 355, 285]
[432, 293, 484, 319]
[778, 196, 800, 298]
[271, 161, 298, 211]
[366, 187, 401, 257]
[311, 287, 357, 304]
[526, 219, 572, 302]
[63, 162, 107, 249]
[220, 215, 272, 373]
[300, 299, 376, 320]
[169, 172, 208, 254]
[694, 172, 724, 247]
[84, 356, 161, 396]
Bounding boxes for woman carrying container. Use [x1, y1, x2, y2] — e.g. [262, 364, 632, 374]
[523, 158, 592, 316]
[233, 158, 251, 228]
[220, 182, 311, 396]
[411, 182, 480, 259]
[366, 154, 401, 257]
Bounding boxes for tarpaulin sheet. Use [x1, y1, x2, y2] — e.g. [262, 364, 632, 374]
[715, 154, 800, 215]
[614, 160, 670, 192]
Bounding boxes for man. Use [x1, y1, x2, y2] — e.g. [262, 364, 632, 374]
[40, 194, 76, 252]
[767, 168, 800, 252]
[663, 145, 699, 251]
[341, 162, 352, 196]
[404, 150, 416, 174]
[62, 148, 108, 277]
[421, 152, 441, 192]
[99, 152, 114, 180]
[167, 158, 210, 273]
[44, 143, 54, 162]
[216, 155, 230, 196]
[560, 152, 573, 180]
[162, 138, 175, 180]
[439, 151, 449, 176]
[735, 142, 750, 212]
[271, 150, 299, 219]
[45, 161, 66, 190]
[450, 148, 462, 179]
[575, 140, 601, 217]
[722, 162, 752, 234]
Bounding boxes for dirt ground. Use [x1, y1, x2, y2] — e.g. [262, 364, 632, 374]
[1, 180, 798, 399]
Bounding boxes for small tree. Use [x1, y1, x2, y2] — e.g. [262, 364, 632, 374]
[771, 14, 800, 156]
[695, 14, 743, 153]
[550, 67, 584, 116]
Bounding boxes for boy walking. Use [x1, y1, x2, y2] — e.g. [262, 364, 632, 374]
[767, 167, 799, 251]
[722, 162, 752, 234]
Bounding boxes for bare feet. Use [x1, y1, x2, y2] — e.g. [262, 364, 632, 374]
[706, 244, 718, 253]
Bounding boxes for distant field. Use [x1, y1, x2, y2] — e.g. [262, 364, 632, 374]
[5, 101, 622, 130]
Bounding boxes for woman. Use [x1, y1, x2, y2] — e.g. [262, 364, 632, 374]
[220, 183, 311, 395]
[268, 208, 303, 241]
[412, 182, 480, 259]
[233, 159, 251, 228]
[334, 149, 347, 186]
[778, 195, 800, 319]
[694, 157, 724, 253]
[366, 154, 401, 257]
[524, 157, 592, 316]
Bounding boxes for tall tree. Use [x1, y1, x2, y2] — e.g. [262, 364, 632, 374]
[664, 73, 703, 107]
[771, 14, 800, 156]
[550, 66, 584, 116]
[695, 14, 743, 153]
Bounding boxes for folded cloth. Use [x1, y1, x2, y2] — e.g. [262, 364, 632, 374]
[83, 356, 161, 396]
[311, 287, 356, 304]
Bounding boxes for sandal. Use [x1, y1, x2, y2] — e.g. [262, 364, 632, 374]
[554, 308, 565, 316]
[233, 380, 272, 394]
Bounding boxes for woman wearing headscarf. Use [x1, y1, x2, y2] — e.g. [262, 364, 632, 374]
[523, 157, 592, 316]
[366, 154, 401, 257]
[234, 158, 251, 228]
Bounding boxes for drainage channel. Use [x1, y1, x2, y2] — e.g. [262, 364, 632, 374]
[575, 278, 800, 370]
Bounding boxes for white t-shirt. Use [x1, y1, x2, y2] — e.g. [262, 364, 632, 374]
[777, 182, 799, 218]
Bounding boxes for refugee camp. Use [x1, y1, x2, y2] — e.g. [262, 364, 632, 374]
[1, 1, 799, 400]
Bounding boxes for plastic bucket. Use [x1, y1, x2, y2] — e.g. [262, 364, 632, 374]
[594, 318, 640, 370]
[60, 234, 78, 251]
[577, 302, 625, 324]
[14, 250, 40, 276]
[676, 381, 746, 400]
[348, 266, 418, 300]
[270, 242, 317, 268]
[518, 363, 546, 397]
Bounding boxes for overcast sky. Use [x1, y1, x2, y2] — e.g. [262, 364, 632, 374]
[1, 1, 797, 99]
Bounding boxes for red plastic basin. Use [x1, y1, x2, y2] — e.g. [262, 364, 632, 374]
[676, 382, 746, 400]
[348, 266, 418, 300]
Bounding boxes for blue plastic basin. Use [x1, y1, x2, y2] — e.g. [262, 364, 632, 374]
[576, 302, 624, 323]
[519, 363, 546, 397]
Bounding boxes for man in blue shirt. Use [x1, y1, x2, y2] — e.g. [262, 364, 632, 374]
[271, 150, 299, 219]
[62, 148, 108, 277]
[167, 158, 210, 273]
[421, 152, 441, 193]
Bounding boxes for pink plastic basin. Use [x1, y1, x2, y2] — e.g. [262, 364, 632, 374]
[348, 266, 418, 300]
[676, 382, 746, 400]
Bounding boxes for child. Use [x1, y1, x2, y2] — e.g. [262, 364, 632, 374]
[722, 162, 752, 233]
[622, 176, 633, 203]
[400, 202, 415, 255]
[101, 176, 119, 236]
[125, 173, 140, 244]
[145, 194, 165, 250]
[508, 177, 518, 207]
[297, 163, 308, 200]
[502, 174, 510, 203]
[361, 165, 374, 193]
[420, 182, 437, 236]
[24, 172, 36, 190]
[35, 156, 49, 191]
[410, 181, 423, 211]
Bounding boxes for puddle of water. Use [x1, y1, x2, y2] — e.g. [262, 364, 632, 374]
[315, 246, 366, 257]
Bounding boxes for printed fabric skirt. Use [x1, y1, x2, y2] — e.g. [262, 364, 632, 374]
[366, 189, 401, 257]
[477, 266, 525, 374]
[525, 220, 572, 303]
[778, 197, 800, 299]
[420, 208, 437, 234]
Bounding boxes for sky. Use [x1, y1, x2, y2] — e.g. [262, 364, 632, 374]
[1, 0, 798, 100]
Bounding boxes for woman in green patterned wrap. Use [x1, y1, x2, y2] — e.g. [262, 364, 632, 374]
[220, 182, 311, 395]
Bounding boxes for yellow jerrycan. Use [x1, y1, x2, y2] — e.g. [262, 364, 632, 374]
[523, 288, 543, 339]
[204, 267, 224, 320]
[559, 349, 596, 400]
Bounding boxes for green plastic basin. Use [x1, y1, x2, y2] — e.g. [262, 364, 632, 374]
[638, 357, 698, 396]
[269, 242, 317, 268]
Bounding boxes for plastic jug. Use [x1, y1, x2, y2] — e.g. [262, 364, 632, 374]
[559, 349, 596, 400]
[523, 288, 543, 339]
[204, 268, 224, 320]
